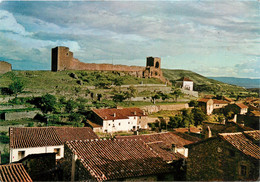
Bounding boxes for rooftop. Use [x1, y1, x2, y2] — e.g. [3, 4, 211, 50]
[219, 131, 260, 160]
[66, 139, 172, 181]
[235, 103, 248, 109]
[10, 127, 99, 149]
[212, 99, 229, 104]
[0, 163, 32, 182]
[92, 108, 146, 121]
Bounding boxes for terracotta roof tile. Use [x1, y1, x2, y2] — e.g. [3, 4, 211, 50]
[174, 127, 201, 134]
[177, 77, 193, 81]
[116, 132, 200, 147]
[92, 108, 146, 121]
[244, 130, 260, 141]
[213, 99, 229, 104]
[0, 163, 32, 182]
[198, 98, 210, 103]
[235, 103, 248, 109]
[219, 132, 260, 159]
[10, 127, 98, 149]
[66, 139, 173, 181]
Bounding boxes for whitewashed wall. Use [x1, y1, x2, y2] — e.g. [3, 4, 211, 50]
[10, 145, 64, 163]
[183, 81, 193, 91]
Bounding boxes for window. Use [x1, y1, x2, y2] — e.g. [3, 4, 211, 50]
[134, 117, 136, 119]
[109, 124, 110, 126]
[54, 148, 61, 157]
[240, 165, 247, 176]
[139, 116, 142, 119]
[128, 122, 130, 124]
[18, 151, 25, 160]
[119, 123, 121, 126]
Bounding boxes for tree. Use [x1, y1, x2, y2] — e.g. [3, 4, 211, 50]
[114, 77, 124, 86]
[39, 94, 57, 113]
[112, 92, 126, 102]
[192, 108, 207, 126]
[8, 78, 24, 95]
[66, 99, 78, 113]
[168, 115, 183, 128]
[151, 93, 160, 104]
[170, 89, 183, 101]
[189, 100, 198, 107]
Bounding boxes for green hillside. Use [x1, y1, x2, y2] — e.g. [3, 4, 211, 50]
[162, 69, 246, 93]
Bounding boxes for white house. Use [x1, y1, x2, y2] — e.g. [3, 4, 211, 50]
[176, 77, 194, 91]
[9, 127, 99, 163]
[91, 108, 148, 133]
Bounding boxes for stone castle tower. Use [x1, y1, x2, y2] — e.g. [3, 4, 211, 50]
[51, 46, 169, 84]
[51, 46, 74, 71]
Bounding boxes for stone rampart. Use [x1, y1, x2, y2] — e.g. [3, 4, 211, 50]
[0, 61, 12, 74]
[140, 103, 189, 114]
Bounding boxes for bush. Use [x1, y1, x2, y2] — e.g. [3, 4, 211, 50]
[38, 94, 58, 113]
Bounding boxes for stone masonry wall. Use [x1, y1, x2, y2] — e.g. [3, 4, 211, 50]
[4, 110, 42, 120]
[0, 61, 12, 74]
[140, 103, 189, 114]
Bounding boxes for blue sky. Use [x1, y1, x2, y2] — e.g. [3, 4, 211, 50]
[0, 0, 259, 78]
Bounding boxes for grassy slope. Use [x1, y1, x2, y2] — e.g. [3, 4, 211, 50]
[162, 69, 246, 93]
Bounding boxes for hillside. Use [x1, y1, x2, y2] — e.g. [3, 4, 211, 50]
[162, 69, 246, 93]
[208, 77, 260, 88]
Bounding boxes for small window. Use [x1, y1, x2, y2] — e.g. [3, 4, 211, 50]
[18, 151, 25, 160]
[128, 122, 130, 124]
[139, 116, 142, 119]
[66, 52, 69, 56]
[109, 124, 110, 126]
[112, 120, 114, 122]
[134, 117, 136, 119]
[119, 123, 121, 126]
[240, 165, 247, 176]
[54, 148, 61, 157]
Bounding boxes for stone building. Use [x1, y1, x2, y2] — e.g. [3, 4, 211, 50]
[176, 77, 194, 91]
[9, 127, 98, 162]
[90, 107, 148, 133]
[186, 130, 260, 181]
[51, 46, 169, 84]
[62, 139, 175, 181]
[0, 61, 12, 74]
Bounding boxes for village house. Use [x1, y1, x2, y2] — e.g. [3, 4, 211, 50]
[224, 103, 249, 115]
[0, 163, 32, 182]
[198, 98, 214, 115]
[90, 108, 148, 133]
[186, 130, 260, 181]
[176, 77, 194, 91]
[9, 127, 99, 163]
[115, 132, 201, 160]
[63, 139, 174, 181]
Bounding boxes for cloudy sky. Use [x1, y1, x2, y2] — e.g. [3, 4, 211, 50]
[0, 0, 259, 78]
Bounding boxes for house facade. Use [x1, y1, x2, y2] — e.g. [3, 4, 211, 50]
[91, 108, 148, 133]
[186, 131, 260, 181]
[9, 127, 99, 163]
[198, 98, 214, 115]
[176, 77, 194, 91]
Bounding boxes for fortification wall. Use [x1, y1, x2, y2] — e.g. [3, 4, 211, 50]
[140, 103, 189, 114]
[0, 61, 12, 74]
[70, 58, 144, 75]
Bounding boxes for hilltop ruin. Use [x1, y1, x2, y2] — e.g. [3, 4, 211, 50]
[51, 46, 169, 84]
[0, 61, 12, 74]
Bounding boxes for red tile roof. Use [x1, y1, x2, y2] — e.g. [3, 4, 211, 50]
[213, 99, 229, 104]
[223, 96, 233, 102]
[174, 127, 201, 134]
[177, 77, 193, 82]
[244, 130, 260, 141]
[10, 127, 98, 149]
[66, 139, 173, 181]
[235, 103, 248, 109]
[0, 163, 32, 182]
[198, 98, 210, 103]
[116, 132, 200, 147]
[92, 108, 146, 121]
[219, 132, 260, 159]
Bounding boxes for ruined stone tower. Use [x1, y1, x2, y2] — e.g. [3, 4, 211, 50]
[143, 57, 163, 79]
[51, 46, 73, 71]
[0, 61, 12, 74]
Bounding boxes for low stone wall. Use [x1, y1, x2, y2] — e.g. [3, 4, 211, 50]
[141, 103, 189, 114]
[4, 110, 42, 121]
[0, 105, 28, 110]
[181, 89, 198, 97]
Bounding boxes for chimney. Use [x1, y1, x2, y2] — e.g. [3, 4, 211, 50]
[240, 121, 245, 127]
[221, 118, 226, 125]
[134, 111, 136, 115]
[205, 126, 212, 139]
[233, 114, 237, 123]
[171, 144, 177, 153]
[104, 116, 107, 119]
[71, 153, 77, 181]
[113, 113, 116, 117]
[143, 110, 146, 115]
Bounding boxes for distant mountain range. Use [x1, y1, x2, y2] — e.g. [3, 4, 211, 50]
[208, 77, 260, 88]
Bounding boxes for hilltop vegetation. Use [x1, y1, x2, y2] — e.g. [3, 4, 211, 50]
[162, 69, 247, 94]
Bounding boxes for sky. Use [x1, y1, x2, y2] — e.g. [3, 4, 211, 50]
[0, 0, 259, 78]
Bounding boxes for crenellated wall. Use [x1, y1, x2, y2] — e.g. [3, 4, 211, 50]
[0, 61, 12, 74]
[51, 46, 170, 84]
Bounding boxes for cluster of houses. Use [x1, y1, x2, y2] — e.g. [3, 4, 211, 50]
[1, 106, 259, 181]
[1, 92, 259, 181]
